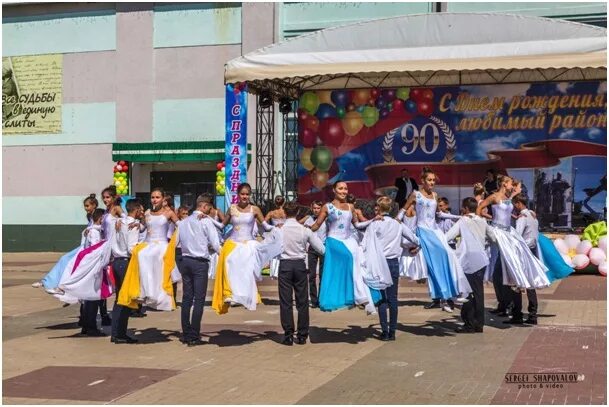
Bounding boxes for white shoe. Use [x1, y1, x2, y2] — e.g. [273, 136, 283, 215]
[455, 297, 469, 304]
[31, 281, 42, 288]
[442, 305, 454, 313]
[45, 287, 61, 295]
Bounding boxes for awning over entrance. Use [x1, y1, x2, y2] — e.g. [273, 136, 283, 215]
[225, 13, 607, 96]
[112, 141, 252, 163]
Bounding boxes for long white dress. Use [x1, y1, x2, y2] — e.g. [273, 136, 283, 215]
[398, 212, 428, 280]
[487, 200, 550, 289]
[137, 214, 175, 311]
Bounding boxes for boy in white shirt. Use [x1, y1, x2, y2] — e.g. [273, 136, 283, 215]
[110, 199, 141, 344]
[84, 209, 105, 248]
[505, 194, 539, 325]
[445, 197, 494, 333]
[374, 196, 420, 341]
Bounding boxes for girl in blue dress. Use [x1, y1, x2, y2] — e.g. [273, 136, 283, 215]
[309, 181, 381, 314]
[401, 167, 471, 307]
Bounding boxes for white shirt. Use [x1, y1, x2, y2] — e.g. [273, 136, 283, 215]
[374, 215, 419, 259]
[303, 215, 327, 245]
[112, 216, 140, 258]
[279, 218, 325, 260]
[445, 214, 492, 274]
[177, 211, 221, 259]
[84, 225, 102, 248]
[515, 209, 539, 249]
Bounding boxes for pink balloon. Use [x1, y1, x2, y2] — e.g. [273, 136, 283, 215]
[572, 254, 590, 270]
[576, 240, 593, 256]
[589, 247, 606, 266]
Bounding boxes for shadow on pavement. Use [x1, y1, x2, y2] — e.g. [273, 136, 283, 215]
[131, 327, 181, 344]
[203, 329, 271, 347]
[309, 325, 376, 344]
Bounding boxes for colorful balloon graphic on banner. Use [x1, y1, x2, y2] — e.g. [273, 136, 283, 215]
[113, 161, 129, 195]
[297, 87, 437, 190]
[215, 161, 226, 195]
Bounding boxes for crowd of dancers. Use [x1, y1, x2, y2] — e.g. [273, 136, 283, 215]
[33, 167, 574, 346]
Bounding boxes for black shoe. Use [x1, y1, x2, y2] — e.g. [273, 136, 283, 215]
[475, 327, 484, 333]
[131, 311, 147, 318]
[281, 336, 294, 346]
[84, 329, 106, 337]
[424, 301, 441, 309]
[503, 318, 524, 325]
[187, 339, 205, 347]
[310, 303, 319, 309]
[524, 318, 538, 325]
[112, 336, 138, 344]
[388, 332, 396, 341]
[489, 308, 504, 314]
[101, 316, 112, 326]
[378, 332, 390, 341]
[496, 311, 510, 318]
[455, 325, 477, 333]
[295, 336, 307, 345]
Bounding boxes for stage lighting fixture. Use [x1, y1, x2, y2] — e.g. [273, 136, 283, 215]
[279, 97, 292, 114]
[259, 90, 272, 108]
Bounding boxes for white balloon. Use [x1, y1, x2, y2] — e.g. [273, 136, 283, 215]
[564, 234, 581, 249]
[561, 253, 574, 267]
[553, 238, 568, 255]
[576, 240, 593, 256]
[589, 248, 606, 266]
[572, 254, 590, 270]
[599, 261, 607, 276]
[598, 236, 607, 254]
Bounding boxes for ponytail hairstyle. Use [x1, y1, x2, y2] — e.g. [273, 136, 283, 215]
[346, 193, 357, 204]
[101, 185, 122, 207]
[83, 193, 98, 207]
[497, 174, 512, 188]
[473, 183, 485, 196]
[274, 195, 285, 208]
[420, 166, 438, 182]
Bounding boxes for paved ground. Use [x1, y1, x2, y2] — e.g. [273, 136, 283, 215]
[2, 252, 607, 404]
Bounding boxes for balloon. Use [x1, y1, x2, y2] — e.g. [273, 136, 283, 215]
[554, 238, 568, 255]
[589, 247, 606, 266]
[331, 90, 350, 107]
[361, 106, 379, 127]
[355, 105, 365, 113]
[297, 108, 309, 122]
[417, 100, 434, 117]
[115, 181, 121, 187]
[342, 111, 364, 136]
[298, 127, 317, 148]
[576, 240, 593, 256]
[381, 89, 396, 102]
[352, 89, 371, 106]
[116, 165, 123, 172]
[379, 108, 390, 119]
[311, 146, 333, 172]
[300, 148, 315, 171]
[396, 87, 410, 100]
[315, 103, 337, 120]
[572, 254, 590, 270]
[216, 163, 223, 170]
[221, 167, 225, 172]
[599, 261, 607, 276]
[370, 88, 380, 99]
[119, 160, 126, 166]
[311, 170, 329, 189]
[317, 90, 333, 105]
[299, 91, 320, 115]
[405, 99, 418, 113]
[346, 103, 356, 112]
[392, 99, 404, 112]
[564, 234, 581, 250]
[336, 106, 346, 119]
[318, 118, 345, 147]
[422, 88, 434, 101]
[410, 88, 424, 102]
[375, 98, 386, 110]
[113, 167, 119, 173]
[599, 236, 607, 254]
[367, 98, 376, 107]
[303, 115, 319, 132]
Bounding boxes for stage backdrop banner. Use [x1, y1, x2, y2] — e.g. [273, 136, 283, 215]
[297, 81, 607, 228]
[2, 54, 63, 135]
[225, 83, 248, 205]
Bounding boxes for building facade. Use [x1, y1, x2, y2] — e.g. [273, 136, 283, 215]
[2, 2, 606, 251]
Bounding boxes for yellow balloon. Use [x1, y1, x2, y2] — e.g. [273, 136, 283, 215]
[300, 148, 315, 171]
[342, 111, 364, 136]
[317, 90, 333, 106]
